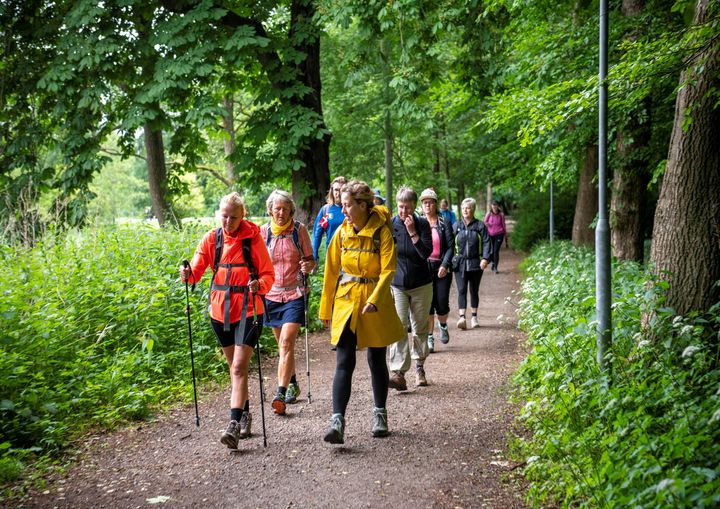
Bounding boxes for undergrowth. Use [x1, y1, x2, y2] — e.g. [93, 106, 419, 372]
[0, 223, 323, 491]
[514, 241, 720, 508]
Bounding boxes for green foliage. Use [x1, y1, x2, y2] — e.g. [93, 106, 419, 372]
[510, 189, 575, 252]
[515, 242, 720, 508]
[0, 223, 302, 475]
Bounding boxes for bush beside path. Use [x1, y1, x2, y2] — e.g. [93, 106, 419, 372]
[21, 249, 527, 509]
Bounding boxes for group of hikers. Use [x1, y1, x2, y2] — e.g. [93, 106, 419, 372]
[179, 177, 508, 448]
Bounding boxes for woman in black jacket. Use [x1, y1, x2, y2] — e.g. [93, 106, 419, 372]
[453, 198, 491, 330]
[419, 188, 455, 353]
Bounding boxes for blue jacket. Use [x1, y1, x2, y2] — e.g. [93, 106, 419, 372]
[440, 208, 456, 227]
[312, 203, 344, 260]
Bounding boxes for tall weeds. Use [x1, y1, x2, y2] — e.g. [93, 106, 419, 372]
[515, 241, 720, 508]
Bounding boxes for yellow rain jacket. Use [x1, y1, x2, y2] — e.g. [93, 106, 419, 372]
[319, 206, 405, 348]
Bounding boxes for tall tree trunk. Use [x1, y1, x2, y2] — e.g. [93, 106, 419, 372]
[650, 0, 720, 315]
[221, 95, 236, 183]
[380, 37, 394, 215]
[611, 0, 650, 261]
[144, 124, 173, 227]
[290, 0, 331, 224]
[572, 145, 598, 246]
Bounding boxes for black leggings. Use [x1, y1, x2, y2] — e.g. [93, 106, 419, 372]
[489, 234, 504, 269]
[455, 270, 483, 311]
[429, 262, 452, 316]
[332, 323, 389, 414]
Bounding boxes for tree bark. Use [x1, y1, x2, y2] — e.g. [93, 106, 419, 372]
[143, 124, 173, 227]
[611, 0, 650, 262]
[572, 145, 598, 246]
[650, 0, 720, 315]
[289, 0, 331, 224]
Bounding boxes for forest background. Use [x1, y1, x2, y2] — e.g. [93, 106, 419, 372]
[1, 0, 719, 507]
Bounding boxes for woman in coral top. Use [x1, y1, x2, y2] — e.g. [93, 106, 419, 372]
[259, 190, 315, 416]
[179, 192, 274, 450]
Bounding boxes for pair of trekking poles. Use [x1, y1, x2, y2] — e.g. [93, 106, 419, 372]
[182, 261, 313, 447]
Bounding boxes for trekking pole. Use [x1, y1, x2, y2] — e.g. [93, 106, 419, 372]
[182, 260, 200, 427]
[302, 272, 312, 404]
[251, 290, 268, 447]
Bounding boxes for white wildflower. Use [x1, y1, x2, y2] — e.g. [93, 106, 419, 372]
[497, 314, 506, 324]
[681, 345, 701, 358]
[656, 478, 674, 492]
[527, 456, 540, 464]
[709, 408, 720, 424]
[638, 340, 651, 349]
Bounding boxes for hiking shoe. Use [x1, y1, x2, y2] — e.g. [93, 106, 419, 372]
[272, 392, 287, 415]
[285, 383, 300, 404]
[428, 335, 435, 353]
[220, 420, 242, 450]
[471, 316, 480, 329]
[372, 407, 390, 438]
[238, 412, 252, 439]
[439, 325, 450, 344]
[323, 413, 345, 444]
[388, 370, 408, 391]
[457, 316, 467, 330]
[415, 366, 428, 387]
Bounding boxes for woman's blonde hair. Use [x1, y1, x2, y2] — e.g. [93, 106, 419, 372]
[266, 189, 296, 216]
[342, 179, 374, 210]
[219, 192, 246, 218]
[326, 176, 348, 204]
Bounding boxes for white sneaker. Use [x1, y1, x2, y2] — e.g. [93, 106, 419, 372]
[471, 316, 480, 328]
[457, 316, 467, 330]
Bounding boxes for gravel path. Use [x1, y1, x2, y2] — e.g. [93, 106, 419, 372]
[20, 249, 527, 509]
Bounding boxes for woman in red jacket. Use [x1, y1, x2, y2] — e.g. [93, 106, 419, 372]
[180, 192, 275, 450]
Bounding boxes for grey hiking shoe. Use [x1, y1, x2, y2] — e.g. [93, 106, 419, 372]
[415, 366, 428, 387]
[439, 324, 450, 344]
[285, 383, 300, 404]
[372, 407, 389, 438]
[457, 316, 467, 330]
[238, 412, 252, 439]
[220, 420, 242, 450]
[388, 370, 408, 391]
[323, 413, 345, 444]
[428, 334, 435, 353]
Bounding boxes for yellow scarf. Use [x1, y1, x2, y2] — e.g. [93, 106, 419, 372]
[270, 217, 294, 237]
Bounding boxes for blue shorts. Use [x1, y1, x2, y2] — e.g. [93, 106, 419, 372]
[264, 298, 305, 328]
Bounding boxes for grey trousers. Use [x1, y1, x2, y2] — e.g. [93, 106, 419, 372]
[389, 283, 433, 373]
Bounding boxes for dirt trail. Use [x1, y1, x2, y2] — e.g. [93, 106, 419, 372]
[21, 249, 527, 509]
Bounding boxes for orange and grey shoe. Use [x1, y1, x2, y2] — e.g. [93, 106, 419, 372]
[271, 392, 287, 415]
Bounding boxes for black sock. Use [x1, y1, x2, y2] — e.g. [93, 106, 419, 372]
[439, 322, 447, 328]
[290, 374, 297, 385]
[278, 386, 287, 395]
[244, 400, 249, 412]
[230, 408, 243, 422]
[472, 313, 477, 317]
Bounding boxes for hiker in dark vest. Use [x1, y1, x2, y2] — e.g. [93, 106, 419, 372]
[260, 190, 315, 416]
[319, 180, 405, 444]
[388, 186, 434, 390]
[179, 192, 275, 450]
[311, 176, 347, 261]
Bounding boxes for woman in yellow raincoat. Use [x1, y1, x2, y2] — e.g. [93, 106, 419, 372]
[319, 180, 405, 444]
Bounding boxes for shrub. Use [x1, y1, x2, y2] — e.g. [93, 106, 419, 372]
[515, 241, 720, 508]
[511, 190, 575, 252]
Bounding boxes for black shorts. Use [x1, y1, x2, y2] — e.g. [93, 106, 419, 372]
[211, 316, 264, 348]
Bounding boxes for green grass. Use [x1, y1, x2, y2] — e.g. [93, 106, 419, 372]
[0, 223, 323, 488]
